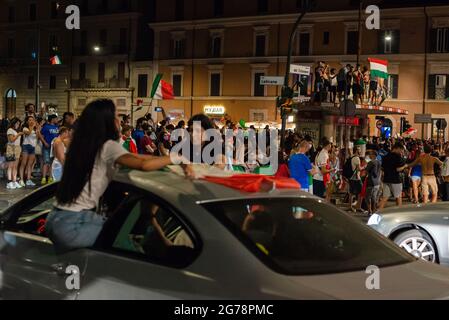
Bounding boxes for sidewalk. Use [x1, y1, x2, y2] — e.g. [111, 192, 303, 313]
[0, 182, 38, 210]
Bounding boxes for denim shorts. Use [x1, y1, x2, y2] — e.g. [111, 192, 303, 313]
[45, 209, 106, 253]
[42, 146, 52, 164]
[22, 144, 36, 155]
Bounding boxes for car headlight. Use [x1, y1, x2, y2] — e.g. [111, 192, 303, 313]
[367, 213, 383, 226]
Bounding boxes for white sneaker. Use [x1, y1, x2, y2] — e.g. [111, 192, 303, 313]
[19, 180, 26, 188]
[6, 182, 16, 190]
[26, 180, 36, 187]
[15, 181, 23, 189]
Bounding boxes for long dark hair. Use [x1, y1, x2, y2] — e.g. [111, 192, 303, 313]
[56, 99, 120, 205]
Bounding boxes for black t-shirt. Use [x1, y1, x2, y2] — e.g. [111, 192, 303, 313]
[382, 153, 405, 184]
[366, 160, 381, 187]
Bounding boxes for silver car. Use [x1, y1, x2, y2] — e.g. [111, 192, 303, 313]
[1, 170, 449, 300]
[368, 203, 449, 267]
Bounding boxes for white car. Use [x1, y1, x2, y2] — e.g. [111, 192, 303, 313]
[1, 170, 449, 299]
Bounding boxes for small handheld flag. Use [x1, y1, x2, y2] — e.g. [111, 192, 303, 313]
[368, 58, 388, 79]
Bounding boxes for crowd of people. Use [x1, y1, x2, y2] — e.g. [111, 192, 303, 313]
[313, 61, 389, 106]
[285, 132, 449, 215]
[0, 103, 75, 189]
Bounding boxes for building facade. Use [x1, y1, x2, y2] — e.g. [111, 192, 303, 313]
[149, 0, 449, 140]
[0, 0, 154, 120]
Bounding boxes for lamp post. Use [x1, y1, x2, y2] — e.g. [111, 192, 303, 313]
[279, 1, 313, 151]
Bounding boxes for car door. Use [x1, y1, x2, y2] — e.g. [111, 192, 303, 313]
[77, 182, 215, 300]
[0, 184, 87, 300]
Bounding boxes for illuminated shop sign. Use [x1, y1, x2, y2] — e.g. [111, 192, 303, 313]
[204, 105, 225, 115]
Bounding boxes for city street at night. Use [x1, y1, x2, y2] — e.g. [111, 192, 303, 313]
[1, 0, 449, 308]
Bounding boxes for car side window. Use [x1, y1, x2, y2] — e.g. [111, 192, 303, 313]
[11, 195, 55, 238]
[111, 197, 198, 268]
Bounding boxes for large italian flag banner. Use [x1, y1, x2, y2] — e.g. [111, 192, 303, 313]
[368, 58, 389, 79]
[151, 73, 174, 100]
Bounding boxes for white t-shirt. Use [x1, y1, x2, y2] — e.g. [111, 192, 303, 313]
[7, 128, 21, 146]
[23, 130, 37, 147]
[442, 158, 449, 177]
[56, 140, 128, 212]
[313, 149, 329, 181]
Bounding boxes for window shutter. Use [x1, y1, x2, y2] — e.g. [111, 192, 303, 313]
[428, 74, 436, 99]
[392, 30, 400, 54]
[446, 74, 449, 99]
[378, 30, 385, 54]
[429, 29, 437, 53]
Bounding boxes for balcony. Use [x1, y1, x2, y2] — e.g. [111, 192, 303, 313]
[71, 78, 129, 89]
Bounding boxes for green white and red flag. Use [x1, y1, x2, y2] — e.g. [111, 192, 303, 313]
[368, 58, 388, 79]
[50, 55, 62, 65]
[150, 74, 174, 100]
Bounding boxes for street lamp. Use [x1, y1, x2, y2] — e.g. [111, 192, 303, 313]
[279, 1, 314, 151]
[385, 35, 392, 41]
[93, 46, 101, 52]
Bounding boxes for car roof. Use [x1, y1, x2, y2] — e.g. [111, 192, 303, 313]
[113, 169, 317, 203]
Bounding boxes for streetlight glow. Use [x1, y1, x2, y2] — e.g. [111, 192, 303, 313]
[385, 35, 392, 41]
[94, 46, 101, 52]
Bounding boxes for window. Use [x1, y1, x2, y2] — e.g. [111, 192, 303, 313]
[378, 30, 400, 54]
[49, 76, 56, 90]
[172, 39, 185, 58]
[387, 74, 399, 99]
[29, 3, 37, 21]
[101, 0, 109, 12]
[428, 74, 449, 100]
[296, 0, 308, 9]
[172, 74, 183, 97]
[51, 1, 58, 19]
[49, 34, 58, 56]
[431, 28, 449, 53]
[8, 6, 15, 23]
[299, 32, 310, 56]
[79, 63, 86, 80]
[346, 31, 358, 55]
[80, 31, 88, 55]
[99, 29, 107, 47]
[323, 31, 330, 45]
[214, 0, 224, 17]
[98, 63, 105, 83]
[121, 0, 130, 11]
[137, 74, 148, 98]
[28, 75, 35, 89]
[202, 198, 414, 275]
[257, 0, 268, 14]
[212, 36, 222, 57]
[175, 0, 184, 20]
[101, 183, 198, 268]
[255, 35, 266, 56]
[118, 62, 126, 81]
[81, 0, 89, 15]
[119, 28, 128, 53]
[8, 38, 15, 58]
[210, 73, 221, 96]
[253, 72, 265, 97]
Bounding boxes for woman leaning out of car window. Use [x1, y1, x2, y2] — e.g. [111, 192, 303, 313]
[45, 99, 194, 253]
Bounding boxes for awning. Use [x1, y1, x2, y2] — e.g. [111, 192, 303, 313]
[356, 104, 409, 115]
[298, 102, 409, 116]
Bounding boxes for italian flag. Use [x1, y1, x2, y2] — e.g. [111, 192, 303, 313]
[368, 58, 388, 79]
[151, 74, 174, 100]
[50, 55, 62, 65]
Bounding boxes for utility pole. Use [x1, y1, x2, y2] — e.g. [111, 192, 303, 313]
[35, 27, 41, 110]
[279, 3, 312, 151]
[356, 0, 363, 66]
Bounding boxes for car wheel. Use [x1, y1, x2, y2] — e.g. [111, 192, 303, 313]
[393, 229, 437, 263]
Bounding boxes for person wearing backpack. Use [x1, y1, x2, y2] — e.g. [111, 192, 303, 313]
[365, 150, 381, 214]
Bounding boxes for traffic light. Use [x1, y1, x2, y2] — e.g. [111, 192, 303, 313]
[403, 119, 411, 132]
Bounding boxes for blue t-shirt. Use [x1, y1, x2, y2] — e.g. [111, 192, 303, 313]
[41, 123, 59, 146]
[132, 129, 145, 154]
[289, 153, 312, 189]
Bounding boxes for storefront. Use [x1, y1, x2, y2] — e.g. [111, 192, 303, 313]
[295, 110, 323, 146]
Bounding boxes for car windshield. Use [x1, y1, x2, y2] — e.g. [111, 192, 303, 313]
[202, 198, 414, 275]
